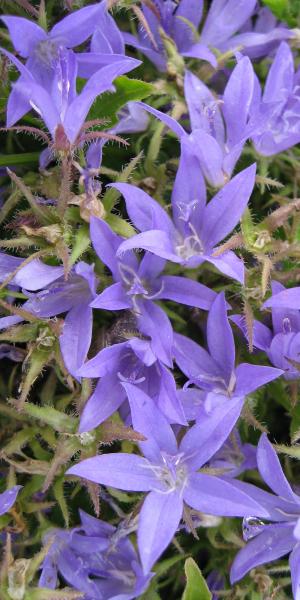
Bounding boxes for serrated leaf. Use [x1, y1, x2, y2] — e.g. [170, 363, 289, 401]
[182, 558, 212, 600]
[53, 477, 69, 527]
[70, 224, 91, 264]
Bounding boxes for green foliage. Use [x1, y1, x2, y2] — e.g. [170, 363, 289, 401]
[182, 558, 212, 600]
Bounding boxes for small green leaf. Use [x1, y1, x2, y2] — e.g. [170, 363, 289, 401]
[85, 76, 154, 127]
[261, 0, 290, 21]
[182, 558, 212, 600]
[0, 153, 41, 167]
[70, 224, 91, 264]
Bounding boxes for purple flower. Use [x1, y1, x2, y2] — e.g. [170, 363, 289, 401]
[123, 0, 217, 71]
[0, 485, 22, 516]
[115, 151, 256, 283]
[134, 54, 257, 187]
[123, 0, 291, 71]
[173, 293, 283, 415]
[0, 262, 97, 378]
[77, 335, 186, 431]
[1, 2, 130, 122]
[230, 434, 300, 600]
[183, 57, 257, 186]
[67, 386, 271, 574]
[39, 510, 151, 599]
[2, 46, 139, 146]
[89, 216, 216, 367]
[233, 282, 300, 379]
[250, 42, 300, 155]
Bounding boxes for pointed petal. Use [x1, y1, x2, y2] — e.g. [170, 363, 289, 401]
[189, 130, 225, 187]
[184, 473, 269, 516]
[157, 276, 216, 310]
[201, 0, 257, 47]
[60, 304, 92, 378]
[67, 453, 158, 491]
[122, 383, 178, 461]
[110, 183, 175, 235]
[207, 292, 235, 383]
[235, 364, 283, 396]
[50, 3, 113, 48]
[171, 136, 207, 233]
[11, 80, 60, 136]
[223, 56, 255, 145]
[257, 434, 298, 503]
[137, 300, 173, 367]
[179, 396, 244, 469]
[205, 251, 245, 284]
[64, 59, 140, 142]
[90, 216, 121, 278]
[14, 260, 64, 291]
[231, 315, 272, 351]
[0, 485, 22, 516]
[1, 17, 46, 57]
[90, 282, 131, 311]
[7, 85, 31, 127]
[201, 164, 256, 248]
[91, 4, 124, 54]
[184, 71, 224, 141]
[230, 524, 295, 583]
[264, 42, 294, 104]
[263, 287, 300, 310]
[173, 332, 219, 382]
[138, 491, 183, 574]
[78, 376, 125, 432]
[77, 342, 127, 377]
[136, 102, 186, 138]
[157, 365, 187, 425]
[117, 230, 181, 264]
[182, 43, 217, 68]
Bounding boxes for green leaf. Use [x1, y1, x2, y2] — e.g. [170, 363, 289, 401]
[70, 224, 91, 264]
[85, 76, 154, 127]
[261, 0, 291, 22]
[182, 558, 212, 600]
[0, 153, 41, 167]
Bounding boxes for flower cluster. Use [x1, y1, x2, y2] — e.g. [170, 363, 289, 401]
[0, 1, 299, 599]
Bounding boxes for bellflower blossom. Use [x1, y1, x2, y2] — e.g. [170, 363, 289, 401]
[0, 485, 22, 516]
[67, 384, 272, 574]
[1, 2, 130, 123]
[133, 54, 258, 187]
[173, 293, 283, 415]
[123, 0, 291, 71]
[251, 42, 300, 155]
[183, 57, 257, 186]
[115, 150, 256, 283]
[77, 336, 186, 431]
[232, 282, 300, 379]
[0, 262, 97, 378]
[230, 434, 300, 600]
[39, 510, 151, 599]
[2, 46, 139, 146]
[89, 216, 216, 367]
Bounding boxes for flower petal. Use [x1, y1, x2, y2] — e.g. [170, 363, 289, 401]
[67, 454, 158, 491]
[138, 491, 183, 574]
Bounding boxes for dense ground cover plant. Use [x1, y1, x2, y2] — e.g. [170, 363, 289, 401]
[0, 0, 300, 598]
